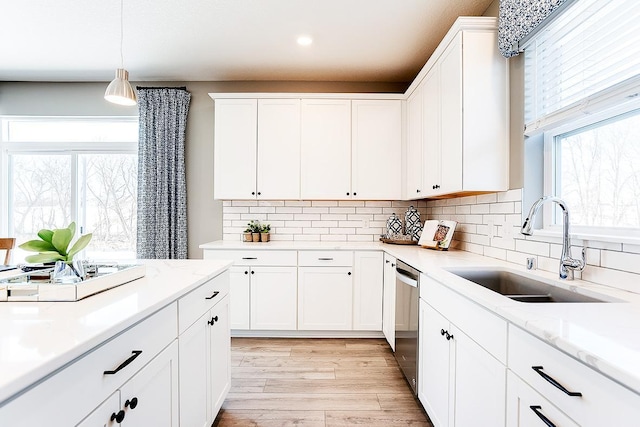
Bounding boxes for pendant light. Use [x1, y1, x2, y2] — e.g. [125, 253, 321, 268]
[104, 0, 136, 106]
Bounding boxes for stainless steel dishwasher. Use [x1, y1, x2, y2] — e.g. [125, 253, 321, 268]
[394, 260, 420, 395]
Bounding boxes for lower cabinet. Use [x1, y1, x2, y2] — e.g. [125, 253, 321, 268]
[382, 253, 396, 350]
[250, 266, 298, 330]
[298, 266, 353, 330]
[353, 251, 383, 330]
[229, 266, 250, 329]
[179, 296, 231, 427]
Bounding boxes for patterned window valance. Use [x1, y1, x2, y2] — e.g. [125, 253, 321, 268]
[498, 0, 574, 58]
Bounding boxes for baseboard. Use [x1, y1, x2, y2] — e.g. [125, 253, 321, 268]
[231, 329, 386, 339]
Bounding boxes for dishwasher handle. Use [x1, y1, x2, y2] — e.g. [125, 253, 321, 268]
[396, 270, 418, 288]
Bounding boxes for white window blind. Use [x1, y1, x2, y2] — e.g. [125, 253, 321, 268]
[524, 0, 640, 135]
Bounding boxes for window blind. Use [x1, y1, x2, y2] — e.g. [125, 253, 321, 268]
[523, 0, 640, 135]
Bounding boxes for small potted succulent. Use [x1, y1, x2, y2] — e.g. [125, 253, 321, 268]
[246, 220, 261, 242]
[242, 225, 253, 242]
[260, 223, 271, 242]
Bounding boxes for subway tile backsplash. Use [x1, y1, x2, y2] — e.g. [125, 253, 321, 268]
[222, 200, 428, 243]
[222, 190, 640, 294]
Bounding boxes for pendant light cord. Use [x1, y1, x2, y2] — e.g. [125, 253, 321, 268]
[119, 0, 124, 68]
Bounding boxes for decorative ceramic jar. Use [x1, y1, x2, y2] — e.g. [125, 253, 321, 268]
[409, 222, 423, 241]
[404, 205, 420, 236]
[386, 213, 403, 237]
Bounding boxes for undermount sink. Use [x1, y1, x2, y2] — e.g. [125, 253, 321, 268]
[445, 267, 615, 303]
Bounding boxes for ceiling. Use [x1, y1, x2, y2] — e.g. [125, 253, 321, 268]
[1, 0, 495, 83]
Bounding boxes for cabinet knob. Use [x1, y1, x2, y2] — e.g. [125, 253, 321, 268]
[346, 192, 350, 196]
[251, 191, 256, 195]
[244, 271, 249, 275]
[125, 397, 139, 410]
[441, 329, 446, 336]
[208, 316, 219, 325]
[385, 260, 390, 264]
[257, 191, 261, 196]
[251, 271, 254, 274]
[391, 263, 395, 267]
[417, 189, 421, 193]
[353, 192, 357, 196]
[348, 272, 352, 276]
[111, 410, 125, 423]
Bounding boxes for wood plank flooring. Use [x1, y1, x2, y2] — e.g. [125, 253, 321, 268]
[213, 338, 433, 427]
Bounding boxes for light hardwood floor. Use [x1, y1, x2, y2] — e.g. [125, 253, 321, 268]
[214, 337, 433, 427]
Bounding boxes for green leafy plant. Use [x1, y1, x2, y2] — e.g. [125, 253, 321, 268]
[19, 222, 93, 264]
[246, 220, 261, 233]
[260, 223, 271, 233]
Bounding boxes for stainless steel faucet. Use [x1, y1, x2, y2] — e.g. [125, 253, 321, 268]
[521, 196, 586, 280]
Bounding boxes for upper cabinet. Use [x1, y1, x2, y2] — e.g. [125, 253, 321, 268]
[405, 17, 509, 199]
[300, 99, 352, 200]
[213, 99, 257, 200]
[351, 100, 402, 200]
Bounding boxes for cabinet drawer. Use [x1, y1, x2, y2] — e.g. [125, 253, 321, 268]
[204, 250, 297, 266]
[0, 304, 177, 427]
[509, 325, 640, 425]
[422, 275, 507, 363]
[178, 270, 230, 334]
[298, 251, 353, 266]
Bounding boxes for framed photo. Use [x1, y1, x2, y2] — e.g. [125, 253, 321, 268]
[418, 220, 457, 250]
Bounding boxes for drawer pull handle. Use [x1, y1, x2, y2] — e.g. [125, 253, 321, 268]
[205, 291, 220, 300]
[104, 350, 143, 375]
[242, 257, 257, 260]
[125, 397, 139, 409]
[529, 406, 556, 427]
[111, 410, 125, 423]
[532, 366, 582, 397]
[318, 257, 334, 261]
[208, 316, 219, 325]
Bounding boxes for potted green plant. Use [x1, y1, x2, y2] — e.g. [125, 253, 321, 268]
[260, 223, 271, 242]
[246, 220, 261, 242]
[243, 225, 253, 242]
[19, 222, 92, 280]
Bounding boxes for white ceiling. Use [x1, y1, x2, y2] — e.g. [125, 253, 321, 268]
[1, 0, 495, 83]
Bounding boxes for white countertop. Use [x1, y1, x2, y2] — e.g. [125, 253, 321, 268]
[202, 240, 640, 394]
[0, 259, 232, 405]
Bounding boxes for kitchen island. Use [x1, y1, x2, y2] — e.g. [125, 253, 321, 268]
[0, 259, 233, 427]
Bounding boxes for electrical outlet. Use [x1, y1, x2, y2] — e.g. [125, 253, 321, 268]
[363, 219, 370, 229]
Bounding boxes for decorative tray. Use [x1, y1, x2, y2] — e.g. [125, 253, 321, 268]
[0, 263, 146, 302]
[379, 237, 418, 245]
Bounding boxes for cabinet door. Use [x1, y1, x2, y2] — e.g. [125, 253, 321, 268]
[506, 372, 579, 427]
[382, 254, 396, 350]
[178, 314, 209, 427]
[351, 100, 401, 200]
[438, 34, 463, 195]
[120, 341, 179, 427]
[452, 325, 506, 427]
[214, 99, 257, 199]
[406, 87, 423, 199]
[257, 99, 301, 199]
[76, 392, 120, 427]
[229, 266, 251, 330]
[422, 67, 441, 197]
[300, 99, 352, 199]
[353, 251, 383, 330]
[208, 295, 231, 420]
[418, 300, 451, 427]
[250, 266, 298, 330]
[298, 266, 353, 330]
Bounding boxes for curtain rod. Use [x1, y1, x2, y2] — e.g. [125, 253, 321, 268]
[136, 86, 188, 91]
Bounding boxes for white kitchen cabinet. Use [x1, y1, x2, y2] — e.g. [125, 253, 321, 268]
[506, 371, 579, 427]
[382, 253, 396, 350]
[405, 19, 508, 199]
[353, 251, 383, 330]
[406, 86, 423, 198]
[508, 325, 640, 426]
[213, 98, 257, 199]
[298, 266, 353, 330]
[178, 274, 231, 427]
[351, 100, 402, 200]
[300, 99, 352, 199]
[257, 99, 301, 199]
[229, 266, 251, 329]
[250, 266, 298, 330]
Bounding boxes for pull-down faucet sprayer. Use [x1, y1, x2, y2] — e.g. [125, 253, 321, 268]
[521, 196, 586, 280]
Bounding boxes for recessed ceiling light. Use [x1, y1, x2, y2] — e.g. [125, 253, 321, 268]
[297, 36, 313, 46]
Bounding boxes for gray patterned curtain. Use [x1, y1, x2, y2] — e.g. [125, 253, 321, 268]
[498, 0, 575, 58]
[136, 87, 191, 259]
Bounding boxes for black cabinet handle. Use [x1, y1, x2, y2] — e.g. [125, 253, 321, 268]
[529, 406, 556, 427]
[318, 257, 334, 261]
[111, 410, 125, 423]
[251, 191, 255, 195]
[348, 272, 352, 275]
[440, 329, 453, 340]
[391, 263, 395, 267]
[251, 271, 255, 274]
[385, 260, 390, 264]
[416, 189, 421, 193]
[208, 316, 219, 325]
[242, 257, 257, 260]
[346, 192, 350, 196]
[125, 397, 139, 410]
[353, 192, 357, 196]
[104, 350, 143, 375]
[205, 291, 220, 300]
[441, 329, 445, 336]
[244, 270, 249, 275]
[446, 332, 454, 340]
[532, 366, 582, 397]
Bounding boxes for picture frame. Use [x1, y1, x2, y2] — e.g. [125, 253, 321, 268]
[418, 220, 457, 250]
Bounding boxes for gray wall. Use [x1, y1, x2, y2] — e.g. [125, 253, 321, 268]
[0, 80, 406, 259]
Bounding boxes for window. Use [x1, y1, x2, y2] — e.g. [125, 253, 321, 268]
[0, 117, 138, 262]
[523, 0, 640, 238]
